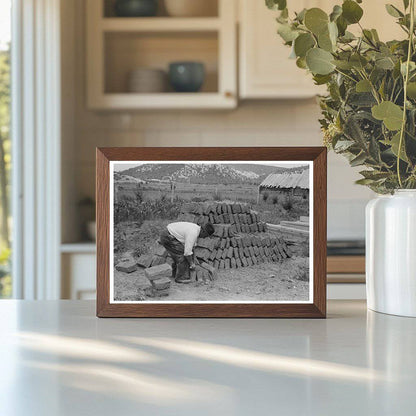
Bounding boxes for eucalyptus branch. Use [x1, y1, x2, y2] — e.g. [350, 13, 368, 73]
[390, 79, 398, 101]
[267, 0, 416, 193]
[393, 85, 404, 104]
[334, 68, 358, 83]
[358, 69, 381, 104]
[397, 0, 415, 188]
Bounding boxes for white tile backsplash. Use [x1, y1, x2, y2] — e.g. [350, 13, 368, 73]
[73, 99, 370, 241]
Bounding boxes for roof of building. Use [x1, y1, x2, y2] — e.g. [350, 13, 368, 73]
[260, 169, 309, 190]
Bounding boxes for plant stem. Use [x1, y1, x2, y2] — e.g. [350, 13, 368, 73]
[358, 69, 380, 104]
[334, 68, 357, 83]
[397, 0, 415, 188]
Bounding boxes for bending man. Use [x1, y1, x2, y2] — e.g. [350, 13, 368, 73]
[159, 221, 215, 283]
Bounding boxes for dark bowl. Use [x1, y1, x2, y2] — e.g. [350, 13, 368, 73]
[114, 0, 158, 17]
[168, 62, 205, 93]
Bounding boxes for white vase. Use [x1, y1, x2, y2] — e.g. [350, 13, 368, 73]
[366, 190, 416, 317]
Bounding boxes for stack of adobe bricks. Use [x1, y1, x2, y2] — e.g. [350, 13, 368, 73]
[179, 202, 292, 272]
[179, 202, 267, 234]
[144, 263, 172, 297]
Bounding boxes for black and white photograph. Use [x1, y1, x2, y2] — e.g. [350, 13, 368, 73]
[110, 161, 313, 303]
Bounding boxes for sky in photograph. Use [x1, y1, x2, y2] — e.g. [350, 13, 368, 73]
[0, 0, 11, 50]
[113, 161, 309, 172]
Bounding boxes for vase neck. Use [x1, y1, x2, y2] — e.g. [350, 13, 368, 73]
[395, 190, 416, 196]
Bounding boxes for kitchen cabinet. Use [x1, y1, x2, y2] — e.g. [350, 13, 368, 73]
[86, 0, 237, 109]
[61, 244, 96, 300]
[238, 0, 404, 99]
[239, 0, 323, 99]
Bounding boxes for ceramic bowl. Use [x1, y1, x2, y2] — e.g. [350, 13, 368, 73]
[127, 68, 167, 93]
[114, 0, 158, 17]
[168, 62, 205, 93]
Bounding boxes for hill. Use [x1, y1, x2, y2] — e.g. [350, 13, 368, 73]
[118, 163, 308, 185]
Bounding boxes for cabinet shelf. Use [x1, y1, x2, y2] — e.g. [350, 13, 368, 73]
[101, 17, 221, 32]
[89, 92, 235, 110]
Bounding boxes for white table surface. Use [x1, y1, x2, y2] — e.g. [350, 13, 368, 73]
[0, 300, 415, 416]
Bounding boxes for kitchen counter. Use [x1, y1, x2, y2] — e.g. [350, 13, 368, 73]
[0, 300, 415, 415]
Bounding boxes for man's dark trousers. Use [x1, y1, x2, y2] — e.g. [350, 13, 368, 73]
[159, 230, 190, 280]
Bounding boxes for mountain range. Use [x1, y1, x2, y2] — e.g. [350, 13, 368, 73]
[117, 163, 308, 185]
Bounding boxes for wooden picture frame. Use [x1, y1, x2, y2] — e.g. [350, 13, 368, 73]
[96, 147, 327, 318]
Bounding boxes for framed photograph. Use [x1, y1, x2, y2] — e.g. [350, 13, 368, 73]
[96, 147, 326, 318]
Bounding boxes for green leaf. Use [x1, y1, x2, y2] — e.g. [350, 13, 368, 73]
[336, 15, 348, 36]
[342, 0, 364, 24]
[333, 59, 353, 70]
[382, 132, 409, 162]
[369, 137, 381, 162]
[318, 32, 333, 52]
[294, 33, 315, 57]
[296, 57, 307, 69]
[371, 29, 380, 42]
[379, 78, 386, 99]
[401, 61, 416, 76]
[355, 178, 377, 185]
[330, 5, 343, 22]
[334, 139, 355, 152]
[362, 29, 375, 44]
[328, 21, 338, 45]
[360, 170, 391, 180]
[356, 79, 372, 92]
[350, 152, 368, 167]
[375, 56, 395, 70]
[385, 4, 403, 18]
[306, 48, 335, 75]
[277, 23, 299, 42]
[313, 74, 332, 85]
[349, 92, 376, 107]
[266, 0, 287, 11]
[350, 53, 368, 69]
[344, 114, 368, 147]
[393, 61, 402, 79]
[340, 31, 356, 42]
[276, 8, 289, 24]
[295, 8, 307, 22]
[304, 8, 329, 35]
[280, 8, 289, 19]
[407, 82, 416, 99]
[372, 101, 403, 130]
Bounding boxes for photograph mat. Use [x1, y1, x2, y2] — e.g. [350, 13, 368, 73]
[109, 160, 314, 304]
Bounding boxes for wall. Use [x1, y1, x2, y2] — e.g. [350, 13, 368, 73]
[61, 0, 374, 243]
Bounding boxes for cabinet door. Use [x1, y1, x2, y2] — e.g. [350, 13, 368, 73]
[239, 0, 321, 99]
[239, 0, 405, 99]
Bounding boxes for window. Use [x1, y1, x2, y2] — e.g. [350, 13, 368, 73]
[0, 0, 11, 298]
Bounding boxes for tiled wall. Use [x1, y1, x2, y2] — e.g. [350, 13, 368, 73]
[62, 0, 374, 243]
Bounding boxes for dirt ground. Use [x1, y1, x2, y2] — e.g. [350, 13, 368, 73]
[113, 257, 309, 302]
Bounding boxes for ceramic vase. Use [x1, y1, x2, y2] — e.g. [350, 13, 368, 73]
[366, 190, 416, 317]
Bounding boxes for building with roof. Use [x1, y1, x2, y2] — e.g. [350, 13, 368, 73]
[259, 169, 309, 204]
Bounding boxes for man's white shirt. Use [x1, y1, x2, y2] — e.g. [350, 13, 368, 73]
[167, 222, 201, 256]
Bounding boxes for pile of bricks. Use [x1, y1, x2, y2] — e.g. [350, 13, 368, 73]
[194, 233, 291, 271]
[181, 202, 292, 272]
[144, 263, 172, 297]
[137, 244, 172, 269]
[130, 201, 292, 287]
[179, 202, 267, 235]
